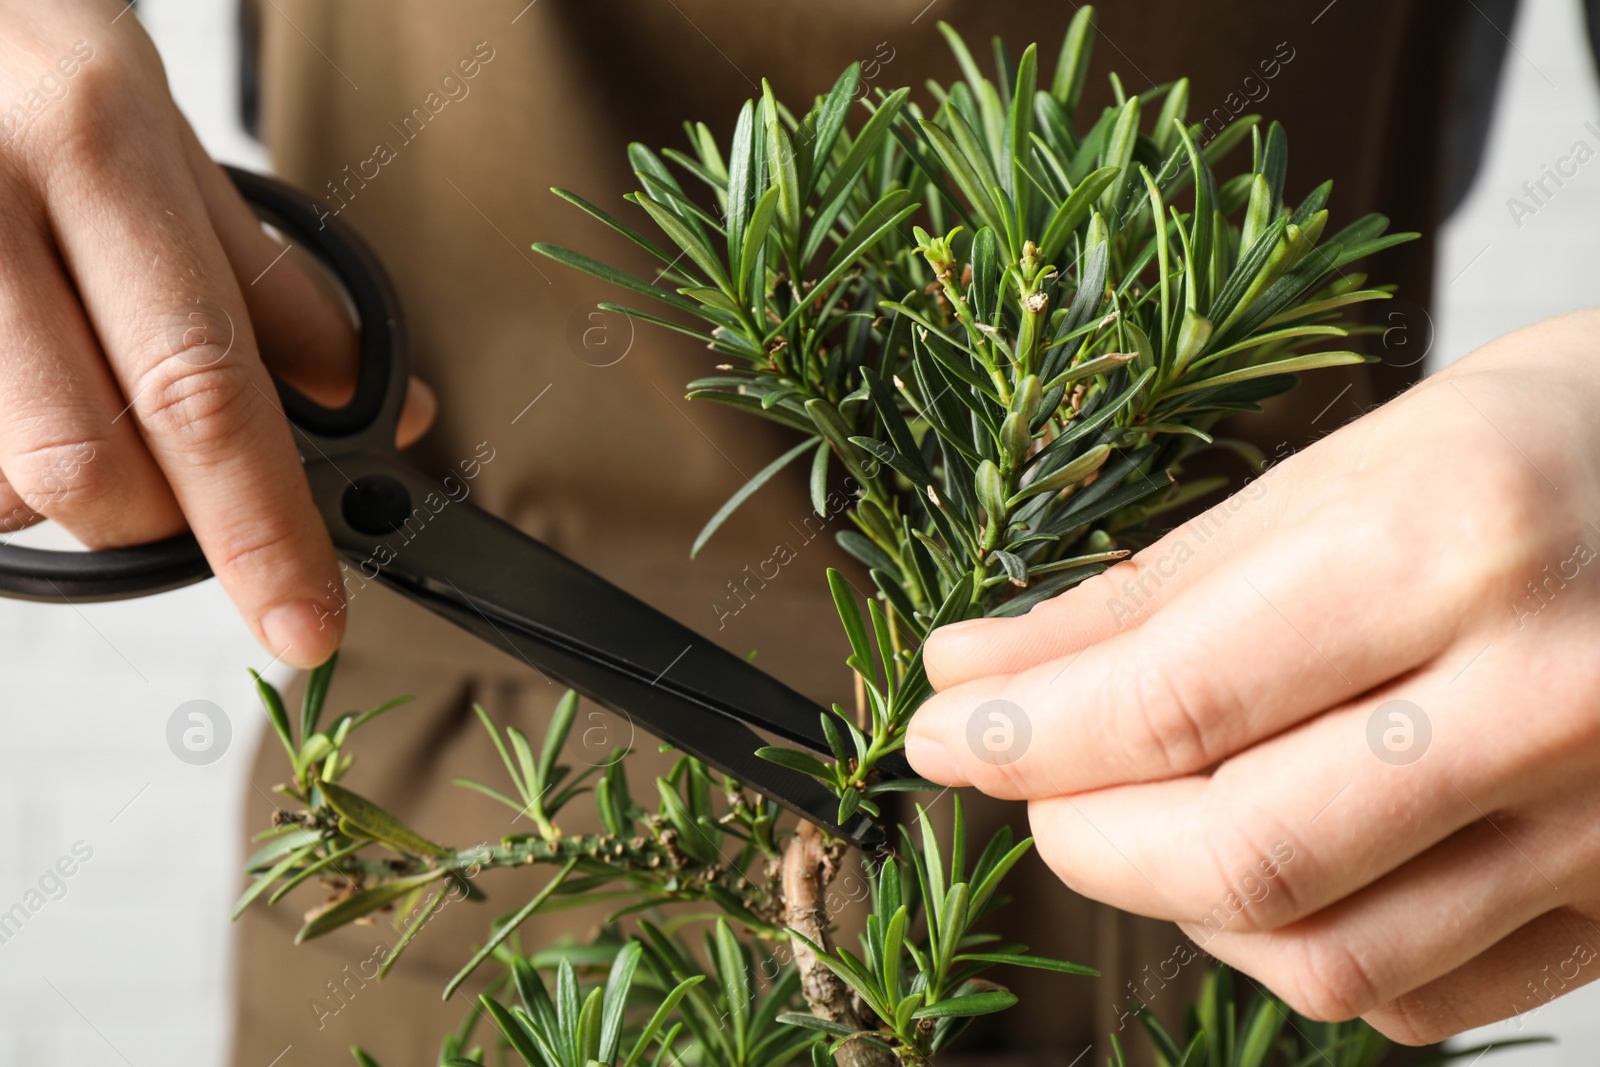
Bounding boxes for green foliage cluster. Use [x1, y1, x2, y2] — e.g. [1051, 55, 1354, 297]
[781, 795, 1094, 1061]
[235, 13, 1542, 1067]
[535, 8, 1411, 802]
[241, 660, 1087, 1065]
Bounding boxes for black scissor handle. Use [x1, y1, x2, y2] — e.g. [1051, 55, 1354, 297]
[0, 166, 405, 603]
[0, 531, 208, 602]
[229, 166, 407, 441]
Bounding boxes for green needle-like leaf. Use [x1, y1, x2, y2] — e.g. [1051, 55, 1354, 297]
[755, 746, 833, 781]
[1051, 4, 1096, 111]
[912, 990, 1018, 1018]
[692, 436, 817, 557]
[827, 569, 873, 678]
[954, 952, 1099, 975]
[299, 653, 337, 743]
[1163, 351, 1370, 398]
[531, 243, 704, 317]
[295, 868, 447, 944]
[232, 840, 320, 920]
[761, 82, 802, 249]
[622, 975, 705, 1067]
[444, 859, 578, 1000]
[250, 669, 296, 765]
[320, 780, 450, 858]
[536, 690, 579, 796]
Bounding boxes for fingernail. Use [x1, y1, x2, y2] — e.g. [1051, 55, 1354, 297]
[261, 600, 334, 669]
[905, 732, 957, 783]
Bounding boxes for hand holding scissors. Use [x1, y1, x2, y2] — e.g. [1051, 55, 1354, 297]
[0, 167, 905, 848]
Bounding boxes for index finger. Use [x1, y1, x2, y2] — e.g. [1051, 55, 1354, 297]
[905, 504, 1466, 797]
[39, 64, 343, 666]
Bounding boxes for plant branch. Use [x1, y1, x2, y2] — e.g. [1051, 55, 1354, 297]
[782, 822, 895, 1067]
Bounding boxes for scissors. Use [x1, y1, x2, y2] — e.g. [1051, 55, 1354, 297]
[0, 166, 908, 850]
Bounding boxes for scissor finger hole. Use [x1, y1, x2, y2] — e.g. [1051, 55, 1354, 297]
[225, 166, 405, 442]
[246, 217, 364, 406]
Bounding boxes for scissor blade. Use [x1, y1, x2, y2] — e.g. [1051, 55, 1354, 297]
[304, 453, 899, 846]
[382, 571, 884, 849]
[314, 456, 838, 750]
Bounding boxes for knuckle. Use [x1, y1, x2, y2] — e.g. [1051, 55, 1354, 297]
[1087, 559, 1156, 630]
[1365, 994, 1461, 1047]
[48, 54, 135, 155]
[5, 437, 107, 513]
[1189, 807, 1304, 935]
[0, 31, 131, 162]
[1424, 438, 1550, 601]
[1114, 655, 1228, 779]
[211, 521, 300, 577]
[1280, 937, 1384, 1022]
[130, 356, 252, 452]
[41, 47, 168, 179]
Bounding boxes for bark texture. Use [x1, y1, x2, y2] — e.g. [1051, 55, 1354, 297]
[781, 822, 896, 1067]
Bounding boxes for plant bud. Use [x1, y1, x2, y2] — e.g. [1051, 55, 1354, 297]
[912, 224, 962, 280]
[1299, 208, 1328, 247]
[1010, 375, 1042, 422]
[1000, 413, 1031, 467]
[1020, 239, 1042, 280]
[1174, 309, 1213, 371]
[975, 460, 1008, 523]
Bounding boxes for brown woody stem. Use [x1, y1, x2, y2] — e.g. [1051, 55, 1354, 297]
[782, 821, 896, 1067]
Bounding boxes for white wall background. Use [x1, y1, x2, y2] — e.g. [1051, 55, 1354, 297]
[0, 0, 1593, 1063]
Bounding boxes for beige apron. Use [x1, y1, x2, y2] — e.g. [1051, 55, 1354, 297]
[233, 3, 1460, 1063]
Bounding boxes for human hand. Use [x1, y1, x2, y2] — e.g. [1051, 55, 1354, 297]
[0, 1, 433, 667]
[905, 309, 1600, 1042]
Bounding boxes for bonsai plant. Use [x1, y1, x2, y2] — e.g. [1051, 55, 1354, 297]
[235, 11, 1544, 1066]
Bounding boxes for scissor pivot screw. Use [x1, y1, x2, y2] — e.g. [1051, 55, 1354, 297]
[342, 475, 413, 535]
